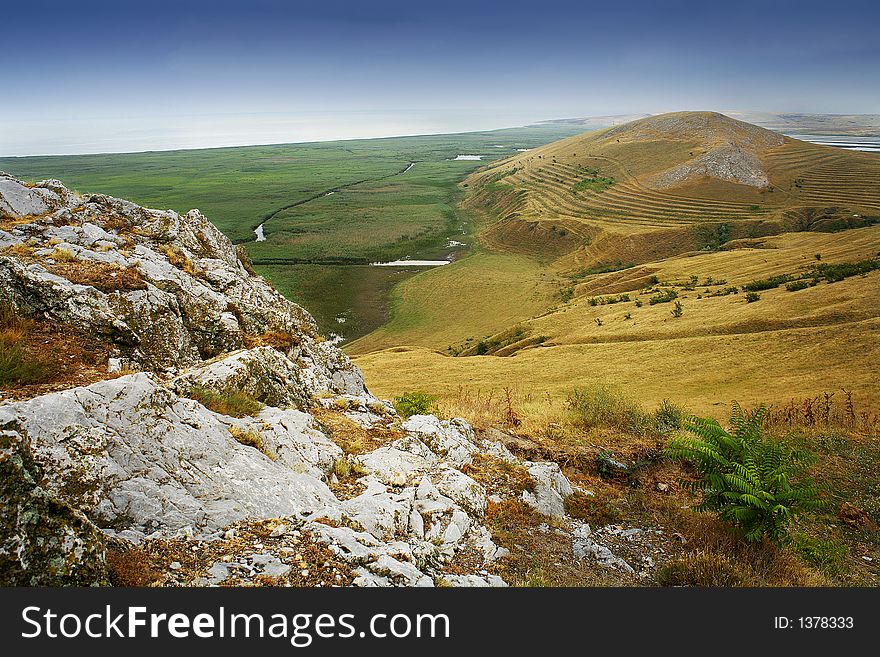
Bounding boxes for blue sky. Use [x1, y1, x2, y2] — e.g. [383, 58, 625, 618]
[2, 0, 878, 155]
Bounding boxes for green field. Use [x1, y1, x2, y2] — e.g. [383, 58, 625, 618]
[0, 125, 583, 340]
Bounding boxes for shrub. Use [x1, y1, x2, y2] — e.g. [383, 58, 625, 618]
[393, 391, 436, 418]
[812, 258, 880, 283]
[565, 384, 651, 434]
[665, 403, 823, 543]
[745, 291, 761, 303]
[649, 289, 678, 305]
[653, 399, 685, 434]
[743, 274, 790, 292]
[785, 279, 810, 292]
[671, 300, 683, 317]
[189, 386, 263, 417]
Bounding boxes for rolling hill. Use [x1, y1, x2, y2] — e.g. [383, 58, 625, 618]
[351, 112, 880, 418]
[464, 111, 880, 272]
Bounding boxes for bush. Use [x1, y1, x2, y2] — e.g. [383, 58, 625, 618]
[785, 279, 810, 292]
[812, 258, 880, 283]
[743, 274, 790, 291]
[649, 289, 678, 305]
[665, 403, 823, 543]
[745, 291, 761, 303]
[189, 386, 263, 417]
[565, 384, 651, 434]
[671, 300, 683, 317]
[653, 399, 685, 434]
[393, 391, 436, 418]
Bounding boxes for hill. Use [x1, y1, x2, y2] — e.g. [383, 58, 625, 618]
[462, 111, 880, 273]
[351, 112, 880, 417]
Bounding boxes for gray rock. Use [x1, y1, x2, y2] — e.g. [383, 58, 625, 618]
[0, 418, 110, 586]
[0, 374, 337, 533]
[521, 461, 574, 517]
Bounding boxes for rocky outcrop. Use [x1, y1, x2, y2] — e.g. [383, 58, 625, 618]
[602, 112, 785, 189]
[0, 173, 364, 400]
[0, 173, 595, 587]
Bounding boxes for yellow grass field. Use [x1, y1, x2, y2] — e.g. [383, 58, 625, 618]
[355, 229, 880, 418]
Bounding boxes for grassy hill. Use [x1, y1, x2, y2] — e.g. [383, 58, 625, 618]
[351, 112, 880, 421]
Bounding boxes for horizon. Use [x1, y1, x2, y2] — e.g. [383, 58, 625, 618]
[2, 0, 879, 157]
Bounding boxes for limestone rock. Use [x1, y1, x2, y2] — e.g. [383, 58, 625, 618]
[0, 373, 337, 533]
[521, 461, 574, 517]
[0, 417, 109, 586]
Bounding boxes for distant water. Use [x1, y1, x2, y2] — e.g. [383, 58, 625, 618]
[453, 155, 482, 160]
[371, 259, 451, 267]
[788, 134, 880, 152]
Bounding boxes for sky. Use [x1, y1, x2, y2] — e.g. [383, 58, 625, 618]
[1, 0, 878, 156]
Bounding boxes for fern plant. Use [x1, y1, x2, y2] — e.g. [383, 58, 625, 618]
[665, 403, 822, 543]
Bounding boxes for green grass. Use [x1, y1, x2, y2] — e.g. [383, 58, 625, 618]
[571, 175, 615, 194]
[0, 125, 582, 341]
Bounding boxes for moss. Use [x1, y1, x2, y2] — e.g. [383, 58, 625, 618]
[0, 424, 110, 586]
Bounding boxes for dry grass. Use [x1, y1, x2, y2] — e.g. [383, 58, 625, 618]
[228, 425, 275, 460]
[105, 545, 161, 587]
[0, 304, 57, 387]
[462, 454, 536, 498]
[188, 386, 263, 418]
[244, 329, 298, 351]
[354, 225, 880, 420]
[484, 499, 629, 587]
[48, 261, 147, 293]
[161, 244, 200, 276]
[2, 242, 35, 257]
[312, 407, 404, 455]
[51, 246, 78, 262]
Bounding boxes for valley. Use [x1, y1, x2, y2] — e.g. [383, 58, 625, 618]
[351, 112, 880, 421]
[0, 124, 583, 340]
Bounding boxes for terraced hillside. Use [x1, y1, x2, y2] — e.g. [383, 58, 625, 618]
[465, 111, 880, 271]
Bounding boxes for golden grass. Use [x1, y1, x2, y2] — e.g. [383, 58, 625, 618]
[347, 251, 558, 354]
[355, 226, 880, 421]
